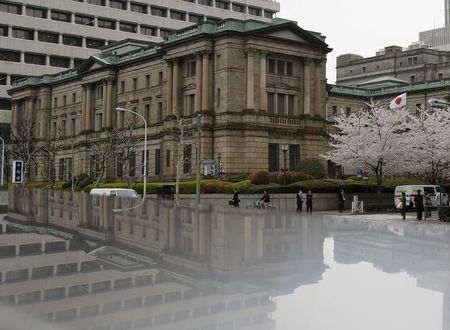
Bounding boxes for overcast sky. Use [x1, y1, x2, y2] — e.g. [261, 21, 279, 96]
[278, 0, 444, 83]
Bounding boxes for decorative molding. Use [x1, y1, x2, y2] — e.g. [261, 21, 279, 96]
[183, 83, 196, 91]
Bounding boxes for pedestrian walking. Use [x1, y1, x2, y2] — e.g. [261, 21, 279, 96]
[424, 192, 432, 219]
[338, 189, 345, 213]
[296, 190, 304, 213]
[414, 189, 424, 221]
[306, 190, 313, 214]
[231, 190, 240, 207]
[399, 192, 407, 220]
[435, 191, 444, 207]
[260, 190, 271, 209]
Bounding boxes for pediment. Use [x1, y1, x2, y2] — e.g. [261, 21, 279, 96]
[266, 30, 308, 43]
[77, 56, 111, 73]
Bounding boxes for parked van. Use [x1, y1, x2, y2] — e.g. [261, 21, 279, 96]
[89, 188, 139, 198]
[394, 185, 448, 208]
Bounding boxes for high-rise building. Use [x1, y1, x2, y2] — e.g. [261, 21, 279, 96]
[446, 0, 450, 26]
[0, 0, 280, 112]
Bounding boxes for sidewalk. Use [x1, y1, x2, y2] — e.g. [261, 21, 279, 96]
[322, 211, 441, 222]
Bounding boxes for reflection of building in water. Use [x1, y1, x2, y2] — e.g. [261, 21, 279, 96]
[0, 232, 275, 330]
[326, 217, 450, 330]
[5, 187, 327, 329]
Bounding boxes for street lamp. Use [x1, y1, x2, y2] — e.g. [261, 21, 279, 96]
[113, 107, 147, 212]
[281, 142, 289, 185]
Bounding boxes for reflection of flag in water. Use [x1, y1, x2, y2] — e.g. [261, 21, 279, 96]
[388, 224, 404, 237]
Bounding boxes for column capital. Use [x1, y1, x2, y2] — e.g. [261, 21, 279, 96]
[245, 47, 258, 56]
[259, 49, 269, 56]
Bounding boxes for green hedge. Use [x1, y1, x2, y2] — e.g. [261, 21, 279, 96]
[439, 206, 450, 222]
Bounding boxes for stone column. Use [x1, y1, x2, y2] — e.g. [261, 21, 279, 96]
[314, 60, 322, 116]
[195, 54, 203, 112]
[303, 59, 311, 115]
[172, 60, 179, 115]
[166, 61, 173, 116]
[85, 85, 92, 131]
[201, 53, 209, 111]
[259, 51, 267, 111]
[246, 48, 256, 110]
[105, 79, 114, 127]
[81, 85, 87, 131]
[102, 82, 107, 128]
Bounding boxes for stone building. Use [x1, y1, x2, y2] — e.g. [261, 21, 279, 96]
[336, 45, 450, 87]
[8, 18, 330, 182]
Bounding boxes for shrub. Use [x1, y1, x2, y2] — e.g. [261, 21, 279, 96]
[276, 171, 309, 185]
[62, 180, 72, 189]
[202, 181, 233, 194]
[228, 174, 251, 183]
[439, 206, 450, 222]
[296, 158, 327, 179]
[232, 180, 251, 192]
[270, 172, 280, 183]
[250, 170, 270, 185]
[79, 176, 94, 188]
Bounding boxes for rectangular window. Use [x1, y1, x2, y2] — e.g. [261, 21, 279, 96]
[75, 14, 94, 26]
[264, 11, 274, 19]
[160, 29, 172, 38]
[71, 118, 76, 135]
[50, 56, 70, 68]
[12, 28, 34, 40]
[185, 60, 196, 77]
[216, 0, 229, 9]
[267, 92, 275, 114]
[0, 2, 22, 14]
[277, 93, 285, 115]
[140, 25, 157, 36]
[63, 35, 82, 47]
[131, 2, 147, 13]
[170, 10, 186, 21]
[24, 53, 45, 65]
[116, 154, 124, 177]
[288, 95, 294, 116]
[183, 145, 192, 174]
[51, 10, 71, 22]
[145, 75, 150, 88]
[232, 3, 245, 13]
[96, 85, 103, 99]
[248, 7, 261, 16]
[439, 73, 444, 79]
[166, 150, 170, 166]
[362, 66, 367, 73]
[332, 105, 337, 116]
[277, 60, 285, 75]
[109, 0, 126, 10]
[157, 102, 163, 121]
[59, 159, 65, 180]
[189, 14, 203, 24]
[144, 104, 150, 122]
[86, 38, 105, 49]
[0, 74, 6, 85]
[98, 18, 116, 30]
[345, 107, 351, 116]
[268, 59, 276, 74]
[199, 0, 212, 5]
[38, 31, 59, 43]
[120, 81, 125, 94]
[0, 24, 7, 36]
[151, 7, 167, 17]
[158, 71, 163, 84]
[132, 78, 137, 91]
[0, 49, 20, 62]
[186, 94, 195, 115]
[119, 22, 137, 33]
[286, 62, 293, 76]
[87, 0, 106, 5]
[289, 145, 300, 170]
[411, 75, 415, 83]
[268, 144, 279, 172]
[155, 149, 161, 175]
[63, 96, 67, 106]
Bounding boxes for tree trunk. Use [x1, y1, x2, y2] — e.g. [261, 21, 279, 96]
[376, 162, 383, 206]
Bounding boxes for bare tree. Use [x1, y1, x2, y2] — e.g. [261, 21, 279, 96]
[166, 114, 195, 204]
[10, 118, 40, 183]
[39, 125, 65, 188]
[115, 116, 141, 187]
[89, 130, 119, 187]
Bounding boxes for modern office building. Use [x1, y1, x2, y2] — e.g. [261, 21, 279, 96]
[8, 18, 330, 182]
[0, 0, 280, 112]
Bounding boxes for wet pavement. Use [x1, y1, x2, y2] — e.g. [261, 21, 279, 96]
[1, 195, 450, 330]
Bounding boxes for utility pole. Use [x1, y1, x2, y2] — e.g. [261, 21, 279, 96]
[196, 113, 201, 206]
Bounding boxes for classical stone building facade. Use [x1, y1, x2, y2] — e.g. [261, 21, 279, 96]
[336, 45, 450, 87]
[8, 18, 330, 182]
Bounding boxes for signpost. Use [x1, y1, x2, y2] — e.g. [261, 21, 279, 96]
[12, 160, 24, 183]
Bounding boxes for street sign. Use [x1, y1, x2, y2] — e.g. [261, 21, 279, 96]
[12, 160, 24, 183]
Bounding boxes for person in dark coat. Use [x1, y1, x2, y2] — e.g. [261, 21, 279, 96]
[296, 190, 304, 213]
[260, 191, 271, 209]
[338, 189, 345, 213]
[414, 189, 424, 221]
[232, 190, 240, 207]
[400, 192, 407, 220]
[306, 191, 313, 214]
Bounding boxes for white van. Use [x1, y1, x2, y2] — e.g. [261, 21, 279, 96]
[89, 188, 139, 198]
[394, 185, 448, 208]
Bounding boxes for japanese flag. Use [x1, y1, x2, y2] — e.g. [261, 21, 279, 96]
[389, 93, 407, 109]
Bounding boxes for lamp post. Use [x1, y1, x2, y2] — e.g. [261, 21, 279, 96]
[281, 142, 289, 185]
[113, 107, 147, 212]
[0, 137, 4, 186]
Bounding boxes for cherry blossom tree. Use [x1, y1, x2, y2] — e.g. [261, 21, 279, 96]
[323, 101, 410, 204]
[402, 108, 450, 184]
